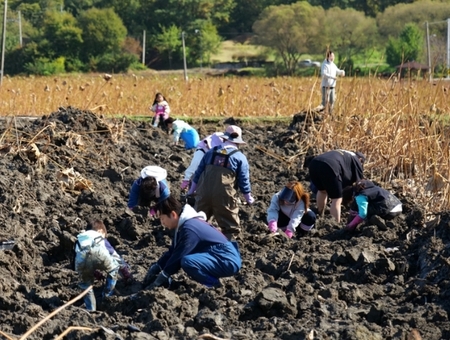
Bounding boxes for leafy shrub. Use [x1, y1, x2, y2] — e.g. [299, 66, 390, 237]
[89, 53, 139, 73]
[24, 57, 66, 75]
[65, 58, 88, 73]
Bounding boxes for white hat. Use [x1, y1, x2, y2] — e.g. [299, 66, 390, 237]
[222, 125, 246, 144]
[140, 166, 167, 181]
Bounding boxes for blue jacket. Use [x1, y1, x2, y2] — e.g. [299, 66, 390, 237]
[158, 205, 230, 276]
[128, 178, 170, 208]
[192, 144, 251, 194]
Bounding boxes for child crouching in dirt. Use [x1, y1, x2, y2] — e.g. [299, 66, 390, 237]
[342, 179, 403, 231]
[267, 181, 316, 238]
[74, 220, 119, 311]
[143, 195, 242, 289]
[164, 117, 200, 150]
[128, 165, 170, 217]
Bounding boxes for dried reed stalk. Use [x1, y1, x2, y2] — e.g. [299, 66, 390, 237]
[0, 330, 15, 340]
[53, 326, 94, 340]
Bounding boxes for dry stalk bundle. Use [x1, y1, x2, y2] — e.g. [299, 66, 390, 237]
[56, 168, 94, 193]
[63, 131, 85, 149]
[23, 143, 48, 173]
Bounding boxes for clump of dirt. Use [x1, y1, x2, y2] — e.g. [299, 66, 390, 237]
[0, 107, 448, 340]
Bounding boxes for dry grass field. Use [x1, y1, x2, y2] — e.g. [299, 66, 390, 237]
[0, 72, 449, 214]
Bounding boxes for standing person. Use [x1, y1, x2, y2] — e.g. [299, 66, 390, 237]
[342, 179, 402, 231]
[187, 125, 254, 240]
[308, 149, 365, 223]
[128, 165, 170, 216]
[320, 51, 345, 113]
[150, 92, 171, 131]
[180, 132, 225, 191]
[165, 118, 200, 150]
[143, 196, 242, 289]
[267, 182, 317, 238]
[74, 220, 119, 311]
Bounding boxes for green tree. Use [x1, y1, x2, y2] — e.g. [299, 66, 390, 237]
[189, 20, 222, 66]
[385, 23, 423, 67]
[63, 0, 103, 16]
[77, 8, 127, 59]
[137, 0, 235, 34]
[252, 2, 324, 75]
[154, 25, 182, 69]
[377, 1, 450, 39]
[42, 11, 83, 58]
[323, 7, 379, 70]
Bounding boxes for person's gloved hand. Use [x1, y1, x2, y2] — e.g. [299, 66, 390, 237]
[180, 180, 190, 191]
[268, 220, 278, 233]
[94, 269, 105, 281]
[346, 215, 364, 231]
[143, 263, 161, 286]
[146, 272, 170, 290]
[148, 207, 157, 218]
[187, 182, 197, 195]
[119, 264, 133, 283]
[244, 193, 255, 205]
[285, 229, 294, 239]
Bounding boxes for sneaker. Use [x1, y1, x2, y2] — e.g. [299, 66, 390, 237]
[285, 230, 294, 239]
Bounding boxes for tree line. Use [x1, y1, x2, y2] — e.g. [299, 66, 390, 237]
[1, 0, 450, 75]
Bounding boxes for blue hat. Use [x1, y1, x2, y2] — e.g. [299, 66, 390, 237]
[279, 187, 297, 203]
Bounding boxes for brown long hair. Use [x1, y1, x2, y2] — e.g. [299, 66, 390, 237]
[288, 181, 310, 209]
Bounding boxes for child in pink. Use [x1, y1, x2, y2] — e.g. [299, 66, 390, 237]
[150, 93, 171, 130]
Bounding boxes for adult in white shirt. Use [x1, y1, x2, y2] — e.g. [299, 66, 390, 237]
[320, 51, 345, 113]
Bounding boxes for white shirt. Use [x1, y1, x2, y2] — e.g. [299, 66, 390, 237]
[321, 59, 345, 88]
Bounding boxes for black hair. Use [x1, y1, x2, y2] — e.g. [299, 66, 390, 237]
[156, 195, 183, 217]
[326, 50, 334, 61]
[164, 117, 174, 125]
[139, 177, 157, 206]
[152, 92, 167, 106]
[342, 180, 367, 206]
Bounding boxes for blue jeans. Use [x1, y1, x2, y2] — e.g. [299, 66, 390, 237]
[181, 241, 241, 286]
[181, 129, 200, 150]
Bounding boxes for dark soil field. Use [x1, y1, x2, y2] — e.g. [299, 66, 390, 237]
[0, 107, 448, 340]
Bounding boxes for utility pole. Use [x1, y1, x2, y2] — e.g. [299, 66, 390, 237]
[142, 30, 146, 65]
[447, 18, 450, 79]
[18, 10, 22, 47]
[182, 31, 188, 81]
[1, 0, 7, 86]
[426, 21, 431, 81]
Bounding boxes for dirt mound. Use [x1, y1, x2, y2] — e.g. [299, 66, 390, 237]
[0, 107, 448, 339]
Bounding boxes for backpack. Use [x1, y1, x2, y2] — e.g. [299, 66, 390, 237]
[71, 230, 104, 271]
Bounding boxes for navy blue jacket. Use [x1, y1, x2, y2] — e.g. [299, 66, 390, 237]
[158, 205, 229, 276]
